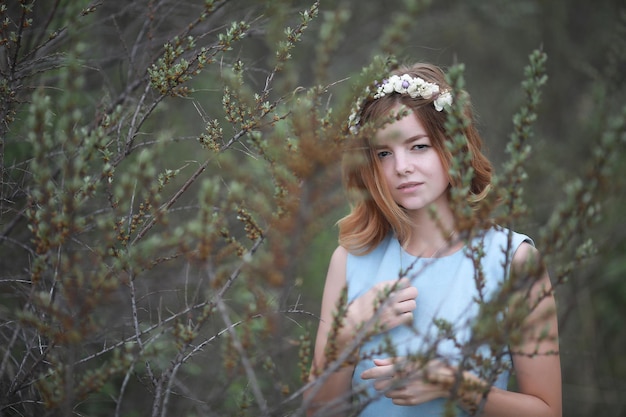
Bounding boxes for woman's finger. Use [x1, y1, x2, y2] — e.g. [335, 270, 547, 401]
[394, 298, 416, 314]
[373, 378, 392, 391]
[372, 357, 395, 366]
[360, 361, 397, 380]
[390, 311, 413, 327]
[361, 365, 394, 380]
[396, 285, 418, 301]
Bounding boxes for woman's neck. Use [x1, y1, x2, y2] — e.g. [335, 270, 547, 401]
[403, 204, 460, 258]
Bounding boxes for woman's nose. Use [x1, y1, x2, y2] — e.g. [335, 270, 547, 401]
[395, 152, 413, 175]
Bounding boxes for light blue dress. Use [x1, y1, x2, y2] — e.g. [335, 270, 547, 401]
[346, 226, 532, 416]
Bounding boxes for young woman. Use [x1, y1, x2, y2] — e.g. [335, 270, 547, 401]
[304, 63, 561, 416]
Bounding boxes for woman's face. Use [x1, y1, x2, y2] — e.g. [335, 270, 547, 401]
[373, 105, 450, 213]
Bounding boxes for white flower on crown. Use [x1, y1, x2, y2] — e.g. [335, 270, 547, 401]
[434, 91, 453, 111]
[418, 82, 439, 99]
[381, 79, 395, 95]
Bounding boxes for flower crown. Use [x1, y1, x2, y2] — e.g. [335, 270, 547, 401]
[374, 74, 453, 111]
[347, 74, 453, 134]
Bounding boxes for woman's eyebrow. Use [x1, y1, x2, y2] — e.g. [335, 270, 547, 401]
[373, 134, 428, 149]
[404, 134, 428, 143]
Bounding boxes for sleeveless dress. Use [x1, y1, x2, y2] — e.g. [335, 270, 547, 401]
[346, 226, 532, 417]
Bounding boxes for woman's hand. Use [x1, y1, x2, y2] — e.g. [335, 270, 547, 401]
[360, 357, 455, 406]
[345, 278, 418, 335]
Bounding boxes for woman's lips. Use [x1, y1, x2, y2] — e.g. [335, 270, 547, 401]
[397, 182, 422, 192]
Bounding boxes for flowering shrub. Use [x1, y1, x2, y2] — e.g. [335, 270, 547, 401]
[0, 1, 624, 417]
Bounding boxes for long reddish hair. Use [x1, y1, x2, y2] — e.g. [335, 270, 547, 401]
[338, 63, 493, 254]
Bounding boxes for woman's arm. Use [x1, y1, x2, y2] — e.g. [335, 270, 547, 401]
[304, 246, 353, 417]
[477, 241, 562, 417]
[304, 246, 418, 416]
[451, 242, 562, 417]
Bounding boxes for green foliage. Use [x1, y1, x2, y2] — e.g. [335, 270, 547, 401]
[0, 1, 624, 417]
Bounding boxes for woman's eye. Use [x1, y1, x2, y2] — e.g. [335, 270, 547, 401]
[377, 150, 390, 159]
[413, 144, 429, 150]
